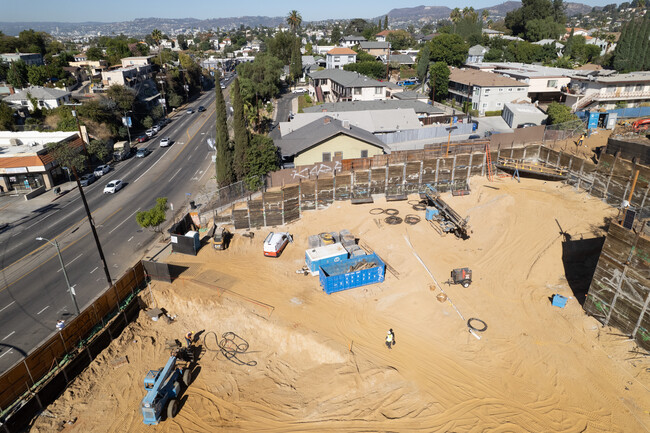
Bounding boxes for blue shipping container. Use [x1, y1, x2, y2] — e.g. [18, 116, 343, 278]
[305, 243, 348, 275]
[319, 253, 386, 294]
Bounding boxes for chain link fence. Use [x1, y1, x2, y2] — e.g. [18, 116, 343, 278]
[542, 118, 587, 144]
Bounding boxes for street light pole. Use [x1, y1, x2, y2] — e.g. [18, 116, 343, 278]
[36, 237, 80, 316]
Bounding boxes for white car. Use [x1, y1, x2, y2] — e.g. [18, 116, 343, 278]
[93, 164, 110, 177]
[160, 138, 171, 147]
[145, 129, 156, 137]
[151, 124, 161, 133]
[103, 179, 123, 194]
[292, 88, 307, 94]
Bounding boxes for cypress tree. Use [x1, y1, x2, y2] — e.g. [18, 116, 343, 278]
[384, 15, 389, 30]
[215, 73, 233, 185]
[613, 20, 630, 71]
[290, 42, 302, 82]
[628, 20, 641, 71]
[231, 78, 249, 180]
[639, 15, 650, 70]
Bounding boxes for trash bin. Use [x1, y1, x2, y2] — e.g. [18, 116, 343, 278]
[53, 187, 61, 195]
[189, 200, 196, 209]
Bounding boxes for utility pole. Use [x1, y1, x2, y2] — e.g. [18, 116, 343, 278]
[36, 237, 80, 316]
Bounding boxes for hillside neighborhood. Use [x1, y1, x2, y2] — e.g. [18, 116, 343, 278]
[0, 0, 649, 431]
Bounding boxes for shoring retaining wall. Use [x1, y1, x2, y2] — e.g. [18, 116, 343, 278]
[584, 222, 650, 351]
[0, 262, 147, 432]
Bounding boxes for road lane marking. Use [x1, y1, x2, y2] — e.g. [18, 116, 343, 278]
[2, 331, 15, 340]
[132, 152, 165, 183]
[128, 236, 134, 242]
[168, 168, 182, 182]
[90, 266, 98, 274]
[57, 253, 83, 272]
[0, 301, 15, 312]
[108, 208, 141, 234]
[0, 208, 122, 295]
[25, 209, 60, 230]
[0, 349, 13, 359]
[37, 306, 49, 315]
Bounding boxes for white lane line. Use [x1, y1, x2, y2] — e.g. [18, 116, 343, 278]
[187, 154, 193, 161]
[37, 306, 49, 315]
[108, 208, 141, 234]
[2, 331, 15, 341]
[58, 253, 83, 272]
[25, 209, 60, 230]
[0, 301, 15, 312]
[0, 349, 13, 359]
[128, 236, 134, 242]
[168, 168, 182, 182]
[90, 266, 98, 274]
[133, 152, 165, 183]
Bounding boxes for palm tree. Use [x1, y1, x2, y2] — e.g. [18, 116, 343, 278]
[450, 8, 462, 23]
[286, 10, 302, 33]
[482, 10, 489, 22]
[151, 29, 164, 67]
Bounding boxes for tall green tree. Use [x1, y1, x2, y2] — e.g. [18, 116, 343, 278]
[546, 102, 577, 124]
[7, 60, 28, 89]
[245, 134, 278, 189]
[215, 75, 233, 185]
[231, 78, 249, 180]
[136, 197, 168, 233]
[427, 34, 468, 67]
[266, 32, 300, 64]
[416, 45, 431, 83]
[330, 26, 342, 44]
[505, 0, 566, 41]
[106, 84, 136, 112]
[286, 10, 302, 33]
[290, 40, 302, 82]
[384, 15, 389, 30]
[0, 101, 15, 131]
[612, 16, 650, 72]
[429, 61, 450, 102]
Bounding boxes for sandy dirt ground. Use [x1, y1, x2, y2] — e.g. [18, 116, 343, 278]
[31, 176, 650, 433]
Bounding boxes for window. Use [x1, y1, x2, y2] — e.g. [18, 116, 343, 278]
[472, 102, 478, 110]
[496, 102, 502, 107]
[499, 88, 504, 92]
[354, 88, 361, 95]
[482, 103, 487, 108]
[322, 152, 331, 162]
[517, 87, 524, 91]
[334, 56, 340, 62]
[484, 89, 490, 94]
[348, 56, 354, 61]
[361, 150, 368, 158]
[375, 87, 382, 94]
[547, 80, 558, 88]
[334, 151, 343, 160]
[508, 88, 513, 91]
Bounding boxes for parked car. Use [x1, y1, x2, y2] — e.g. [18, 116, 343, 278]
[145, 129, 156, 137]
[220, 83, 226, 89]
[93, 165, 110, 177]
[292, 88, 307, 94]
[103, 179, 123, 194]
[517, 123, 537, 128]
[136, 135, 149, 143]
[135, 148, 151, 158]
[151, 124, 161, 133]
[160, 138, 171, 147]
[186, 108, 194, 114]
[79, 173, 96, 187]
[263, 232, 293, 257]
[198, 105, 206, 112]
[468, 134, 481, 140]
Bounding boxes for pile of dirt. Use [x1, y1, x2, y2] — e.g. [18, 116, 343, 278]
[31, 176, 649, 432]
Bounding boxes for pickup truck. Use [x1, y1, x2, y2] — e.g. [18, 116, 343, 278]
[112, 141, 132, 161]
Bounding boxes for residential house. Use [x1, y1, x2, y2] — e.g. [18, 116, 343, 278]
[326, 47, 357, 70]
[501, 102, 548, 128]
[563, 27, 589, 39]
[388, 53, 415, 67]
[532, 39, 564, 56]
[120, 56, 153, 68]
[376, 30, 396, 42]
[448, 67, 529, 115]
[469, 62, 573, 103]
[4, 86, 71, 110]
[340, 35, 367, 48]
[0, 53, 43, 66]
[101, 64, 152, 88]
[416, 33, 438, 44]
[359, 41, 390, 58]
[308, 69, 387, 103]
[0, 131, 81, 192]
[563, 70, 650, 111]
[482, 29, 504, 38]
[275, 116, 388, 166]
[303, 99, 446, 121]
[466, 45, 488, 64]
[585, 37, 613, 56]
[312, 45, 337, 55]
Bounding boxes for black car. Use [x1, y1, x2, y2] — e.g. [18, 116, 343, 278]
[79, 173, 96, 187]
[198, 105, 206, 112]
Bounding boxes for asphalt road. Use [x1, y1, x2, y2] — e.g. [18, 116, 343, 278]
[0, 84, 230, 373]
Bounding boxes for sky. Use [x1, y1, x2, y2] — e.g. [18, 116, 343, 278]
[5, 0, 619, 22]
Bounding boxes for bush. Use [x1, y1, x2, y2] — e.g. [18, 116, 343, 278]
[484, 110, 502, 117]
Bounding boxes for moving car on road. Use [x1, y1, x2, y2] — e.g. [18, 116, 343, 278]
[135, 148, 151, 158]
[135, 135, 148, 143]
[80, 173, 96, 187]
[186, 108, 194, 114]
[103, 179, 124, 194]
[198, 105, 206, 112]
[160, 138, 171, 147]
[93, 165, 110, 177]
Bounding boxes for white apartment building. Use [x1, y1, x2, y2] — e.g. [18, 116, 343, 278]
[308, 69, 387, 103]
[448, 67, 529, 115]
[325, 47, 357, 69]
[564, 70, 650, 111]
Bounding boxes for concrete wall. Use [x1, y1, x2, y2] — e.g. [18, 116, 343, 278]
[294, 135, 384, 166]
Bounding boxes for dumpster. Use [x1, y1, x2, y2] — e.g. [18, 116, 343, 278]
[319, 253, 385, 294]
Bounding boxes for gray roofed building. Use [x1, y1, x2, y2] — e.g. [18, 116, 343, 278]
[303, 99, 445, 117]
[309, 69, 387, 102]
[4, 86, 71, 110]
[359, 41, 390, 57]
[340, 35, 367, 48]
[466, 45, 488, 64]
[275, 116, 388, 166]
[388, 54, 415, 65]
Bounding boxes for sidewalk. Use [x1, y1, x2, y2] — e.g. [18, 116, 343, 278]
[0, 179, 79, 226]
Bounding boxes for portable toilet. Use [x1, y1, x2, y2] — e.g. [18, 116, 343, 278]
[305, 243, 348, 276]
[185, 230, 200, 254]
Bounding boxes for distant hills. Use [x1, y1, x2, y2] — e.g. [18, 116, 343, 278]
[0, 1, 600, 37]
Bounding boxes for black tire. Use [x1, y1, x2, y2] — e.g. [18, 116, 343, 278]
[385, 208, 399, 216]
[462, 280, 470, 288]
[167, 398, 178, 418]
[183, 368, 191, 387]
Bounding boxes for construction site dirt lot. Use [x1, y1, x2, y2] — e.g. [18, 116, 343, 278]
[32, 177, 650, 433]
